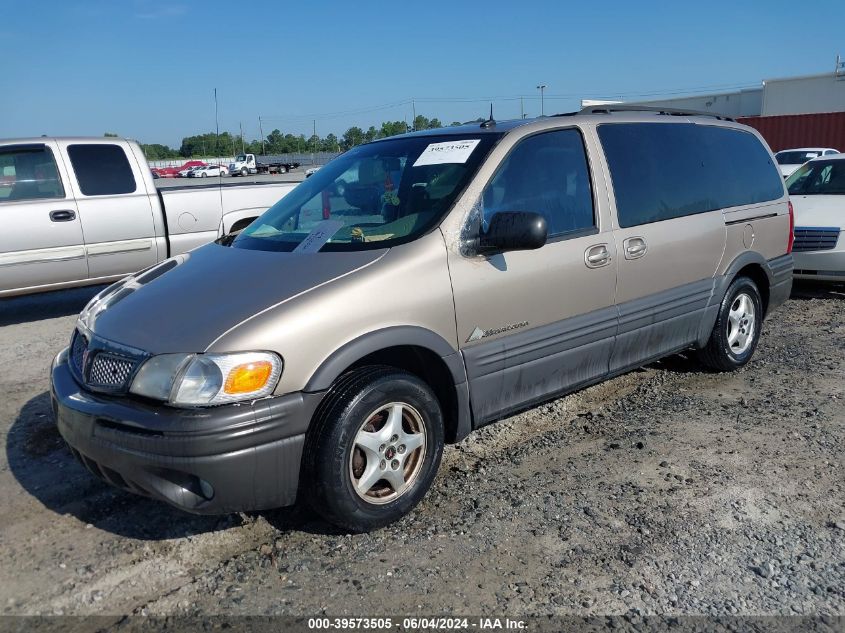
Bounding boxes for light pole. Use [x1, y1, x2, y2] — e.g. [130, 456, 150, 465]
[536, 84, 547, 116]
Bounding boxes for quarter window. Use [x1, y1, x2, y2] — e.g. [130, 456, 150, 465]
[67, 144, 136, 196]
[598, 123, 784, 228]
[0, 145, 65, 202]
[482, 129, 595, 237]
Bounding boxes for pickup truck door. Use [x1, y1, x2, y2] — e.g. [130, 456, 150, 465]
[447, 127, 618, 424]
[58, 140, 159, 280]
[0, 141, 87, 295]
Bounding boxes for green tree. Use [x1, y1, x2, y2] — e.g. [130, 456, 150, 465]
[413, 115, 430, 131]
[140, 143, 179, 160]
[342, 126, 365, 149]
[321, 133, 340, 152]
[104, 132, 119, 137]
[380, 121, 407, 138]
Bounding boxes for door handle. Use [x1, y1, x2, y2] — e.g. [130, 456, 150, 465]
[623, 236, 648, 259]
[49, 209, 76, 222]
[585, 244, 611, 268]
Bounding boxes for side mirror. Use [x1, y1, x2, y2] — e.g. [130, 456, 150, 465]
[477, 211, 548, 254]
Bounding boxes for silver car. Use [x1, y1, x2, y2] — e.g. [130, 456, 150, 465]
[52, 108, 793, 531]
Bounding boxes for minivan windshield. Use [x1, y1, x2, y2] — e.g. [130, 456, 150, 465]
[233, 134, 500, 252]
[786, 159, 845, 195]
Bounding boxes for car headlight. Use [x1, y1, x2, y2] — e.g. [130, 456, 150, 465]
[130, 351, 282, 407]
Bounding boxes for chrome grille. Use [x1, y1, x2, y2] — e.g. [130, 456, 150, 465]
[793, 227, 840, 252]
[88, 353, 136, 389]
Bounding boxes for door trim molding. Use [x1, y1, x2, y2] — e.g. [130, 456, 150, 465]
[0, 245, 85, 268]
[86, 238, 153, 257]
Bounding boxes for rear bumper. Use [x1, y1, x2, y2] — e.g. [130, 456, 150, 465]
[766, 253, 793, 313]
[51, 349, 322, 514]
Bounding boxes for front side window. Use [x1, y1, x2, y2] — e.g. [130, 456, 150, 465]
[0, 145, 65, 202]
[67, 144, 136, 196]
[234, 134, 500, 252]
[481, 129, 595, 237]
[599, 123, 784, 228]
[786, 160, 845, 195]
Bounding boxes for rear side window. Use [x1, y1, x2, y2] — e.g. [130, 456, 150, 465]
[483, 129, 595, 237]
[598, 123, 783, 228]
[0, 145, 65, 202]
[67, 144, 136, 196]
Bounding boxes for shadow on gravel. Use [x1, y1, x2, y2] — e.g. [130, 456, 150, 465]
[6, 392, 252, 540]
[0, 285, 107, 327]
[790, 280, 845, 301]
[646, 352, 703, 374]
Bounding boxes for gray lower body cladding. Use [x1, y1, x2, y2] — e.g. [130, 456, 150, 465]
[463, 255, 792, 426]
[52, 352, 323, 514]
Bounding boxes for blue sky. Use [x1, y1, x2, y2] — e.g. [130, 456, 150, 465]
[2, 0, 844, 147]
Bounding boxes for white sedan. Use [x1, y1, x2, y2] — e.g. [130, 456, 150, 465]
[775, 147, 840, 178]
[190, 165, 228, 178]
[786, 153, 845, 281]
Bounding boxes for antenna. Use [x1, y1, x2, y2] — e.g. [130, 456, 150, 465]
[480, 103, 496, 128]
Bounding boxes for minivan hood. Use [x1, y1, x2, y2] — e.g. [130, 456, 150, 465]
[82, 243, 386, 354]
[791, 195, 845, 228]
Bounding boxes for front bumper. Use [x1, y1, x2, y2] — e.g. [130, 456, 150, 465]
[51, 349, 323, 514]
[793, 248, 845, 282]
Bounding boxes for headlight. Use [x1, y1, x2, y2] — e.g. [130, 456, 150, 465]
[130, 351, 282, 407]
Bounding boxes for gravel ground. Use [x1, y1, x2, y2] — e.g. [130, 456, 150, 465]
[0, 281, 842, 622]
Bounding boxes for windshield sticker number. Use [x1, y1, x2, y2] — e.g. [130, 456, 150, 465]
[293, 220, 345, 253]
[413, 139, 480, 167]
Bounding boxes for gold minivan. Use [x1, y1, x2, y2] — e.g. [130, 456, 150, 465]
[52, 107, 793, 531]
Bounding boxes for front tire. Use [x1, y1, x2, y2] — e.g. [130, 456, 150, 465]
[697, 276, 763, 371]
[302, 366, 444, 532]
[240, 167, 248, 177]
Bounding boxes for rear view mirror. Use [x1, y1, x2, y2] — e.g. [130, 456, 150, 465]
[477, 212, 547, 254]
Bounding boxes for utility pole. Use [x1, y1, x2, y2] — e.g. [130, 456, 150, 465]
[312, 119, 316, 165]
[520, 95, 524, 119]
[214, 88, 220, 159]
[536, 84, 547, 116]
[259, 116, 265, 155]
[412, 99, 416, 131]
[239, 122, 244, 153]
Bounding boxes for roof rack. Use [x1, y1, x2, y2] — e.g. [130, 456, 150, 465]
[578, 104, 735, 122]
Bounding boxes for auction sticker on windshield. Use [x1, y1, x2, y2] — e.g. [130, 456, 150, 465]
[293, 220, 345, 253]
[413, 139, 481, 167]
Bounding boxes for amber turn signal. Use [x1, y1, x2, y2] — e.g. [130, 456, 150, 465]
[224, 361, 273, 394]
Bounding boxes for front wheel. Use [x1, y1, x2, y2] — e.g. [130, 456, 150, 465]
[240, 167, 248, 177]
[201, 172, 207, 178]
[697, 276, 763, 371]
[302, 366, 444, 532]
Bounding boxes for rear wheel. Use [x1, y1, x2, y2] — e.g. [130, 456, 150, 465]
[697, 276, 763, 371]
[302, 366, 444, 532]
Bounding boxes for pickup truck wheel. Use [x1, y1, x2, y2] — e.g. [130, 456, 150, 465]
[697, 276, 762, 372]
[302, 366, 444, 532]
[278, 166, 287, 174]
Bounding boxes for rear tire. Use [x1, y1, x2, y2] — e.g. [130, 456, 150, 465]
[302, 366, 444, 532]
[697, 276, 763, 371]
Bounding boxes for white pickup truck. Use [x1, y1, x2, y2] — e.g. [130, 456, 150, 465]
[0, 137, 295, 297]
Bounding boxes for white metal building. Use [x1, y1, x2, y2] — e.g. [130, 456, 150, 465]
[584, 67, 845, 118]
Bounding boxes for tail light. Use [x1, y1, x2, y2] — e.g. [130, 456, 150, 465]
[787, 200, 795, 254]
